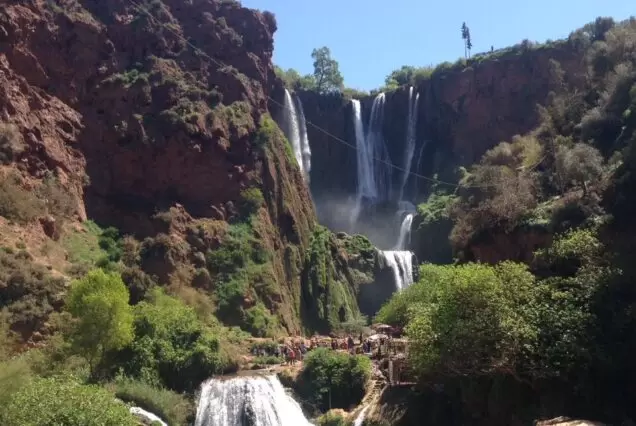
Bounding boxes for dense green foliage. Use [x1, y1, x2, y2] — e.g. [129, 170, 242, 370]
[0, 377, 136, 426]
[65, 269, 134, 371]
[413, 189, 456, 263]
[302, 226, 360, 332]
[297, 348, 371, 412]
[114, 288, 233, 392]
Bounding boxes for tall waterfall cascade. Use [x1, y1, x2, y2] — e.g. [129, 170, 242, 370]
[350, 94, 392, 228]
[381, 250, 414, 291]
[398, 87, 420, 202]
[195, 375, 312, 426]
[282, 89, 311, 181]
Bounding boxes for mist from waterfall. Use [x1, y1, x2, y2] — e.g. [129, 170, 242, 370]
[398, 87, 420, 201]
[381, 250, 414, 291]
[282, 89, 311, 181]
[194, 375, 311, 426]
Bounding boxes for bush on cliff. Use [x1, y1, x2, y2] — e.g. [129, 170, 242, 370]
[0, 249, 66, 339]
[297, 348, 371, 412]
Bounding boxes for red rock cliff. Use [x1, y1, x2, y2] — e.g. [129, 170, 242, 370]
[0, 0, 319, 334]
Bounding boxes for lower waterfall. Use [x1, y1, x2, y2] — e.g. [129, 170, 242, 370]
[130, 407, 168, 426]
[395, 213, 414, 250]
[353, 405, 370, 426]
[194, 375, 311, 426]
[381, 250, 414, 291]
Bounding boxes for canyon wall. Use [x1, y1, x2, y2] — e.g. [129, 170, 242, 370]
[298, 44, 587, 212]
[0, 0, 372, 338]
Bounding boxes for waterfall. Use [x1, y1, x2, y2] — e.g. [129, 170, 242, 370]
[130, 407, 167, 426]
[295, 95, 312, 182]
[366, 93, 392, 202]
[381, 250, 414, 291]
[395, 213, 414, 250]
[350, 94, 392, 228]
[194, 375, 312, 426]
[353, 405, 371, 426]
[398, 87, 420, 202]
[282, 89, 310, 181]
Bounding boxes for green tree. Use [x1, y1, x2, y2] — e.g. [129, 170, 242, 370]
[117, 288, 232, 392]
[311, 47, 344, 94]
[461, 22, 468, 58]
[65, 269, 134, 371]
[297, 348, 371, 411]
[555, 142, 604, 195]
[274, 66, 316, 91]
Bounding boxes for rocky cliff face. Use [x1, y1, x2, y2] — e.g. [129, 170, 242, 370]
[299, 44, 587, 211]
[0, 0, 372, 338]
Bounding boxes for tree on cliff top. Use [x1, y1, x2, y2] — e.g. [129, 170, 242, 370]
[311, 47, 344, 94]
[461, 22, 473, 58]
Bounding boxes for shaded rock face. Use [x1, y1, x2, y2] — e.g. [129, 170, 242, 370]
[1, 0, 277, 222]
[297, 46, 586, 210]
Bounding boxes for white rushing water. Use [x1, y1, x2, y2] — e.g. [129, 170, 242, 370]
[295, 95, 312, 182]
[398, 87, 420, 201]
[395, 213, 414, 250]
[350, 94, 392, 228]
[130, 407, 168, 426]
[381, 250, 414, 291]
[194, 375, 312, 426]
[282, 89, 311, 181]
[353, 405, 371, 426]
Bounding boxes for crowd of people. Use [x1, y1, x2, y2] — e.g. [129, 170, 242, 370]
[250, 332, 400, 366]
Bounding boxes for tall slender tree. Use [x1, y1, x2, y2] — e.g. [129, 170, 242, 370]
[466, 26, 473, 58]
[461, 22, 468, 58]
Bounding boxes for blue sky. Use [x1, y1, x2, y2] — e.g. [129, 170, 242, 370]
[240, 0, 633, 91]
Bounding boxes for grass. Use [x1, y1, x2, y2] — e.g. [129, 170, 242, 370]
[60, 220, 107, 269]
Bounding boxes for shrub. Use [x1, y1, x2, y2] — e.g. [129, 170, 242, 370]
[239, 187, 264, 217]
[252, 355, 281, 368]
[242, 303, 278, 337]
[0, 172, 44, 223]
[316, 411, 348, 426]
[297, 348, 371, 411]
[0, 123, 25, 164]
[0, 377, 136, 426]
[39, 172, 76, 219]
[555, 143, 604, 194]
[108, 376, 193, 426]
[0, 250, 66, 338]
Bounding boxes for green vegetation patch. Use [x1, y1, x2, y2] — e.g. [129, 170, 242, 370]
[0, 377, 136, 426]
[296, 348, 371, 412]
